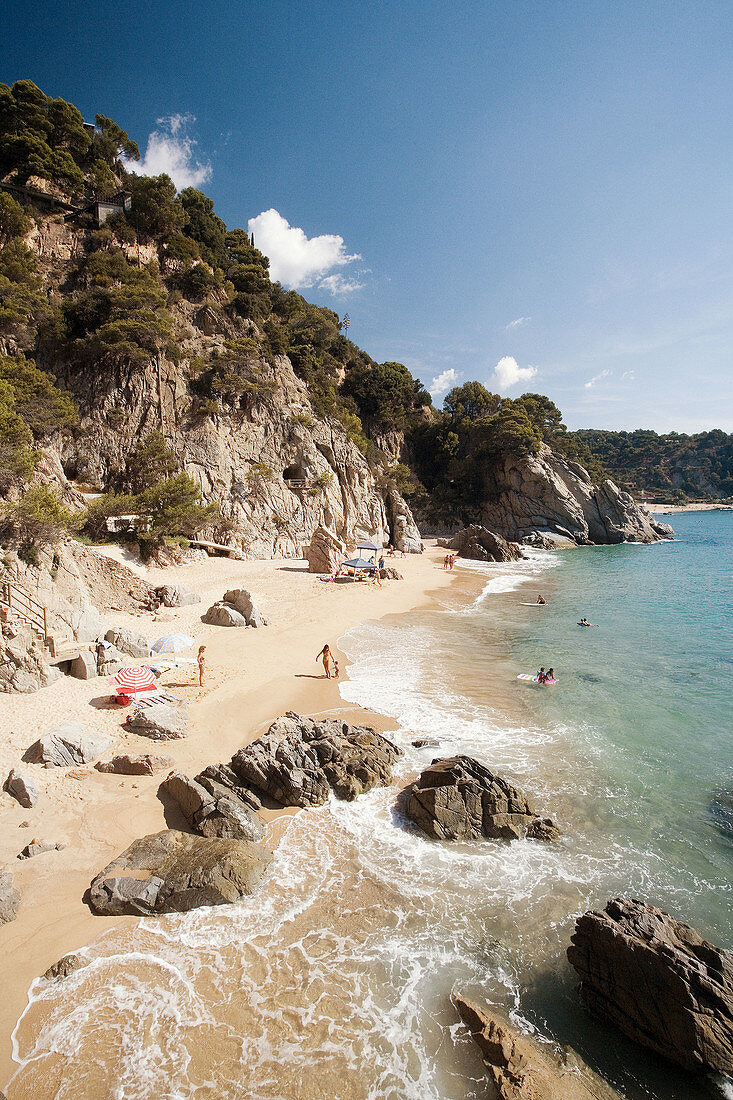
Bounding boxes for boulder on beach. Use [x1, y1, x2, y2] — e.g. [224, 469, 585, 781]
[43, 953, 84, 981]
[154, 584, 201, 608]
[567, 896, 733, 1074]
[160, 770, 265, 842]
[18, 839, 64, 860]
[25, 722, 113, 768]
[126, 703, 188, 741]
[402, 755, 559, 842]
[88, 829, 273, 916]
[195, 763, 263, 813]
[202, 602, 247, 627]
[0, 870, 20, 924]
[0, 629, 60, 694]
[453, 995, 623, 1100]
[96, 753, 174, 775]
[69, 649, 98, 680]
[202, 589, 267, 627]
[104, 628, 151, 658]
[306, 526, 346, 574]
[438, 525, 523, 563]
[230, 712, 403, 808]
[5, 767, 39, 808]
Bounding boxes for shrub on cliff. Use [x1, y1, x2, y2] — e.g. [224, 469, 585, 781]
[0, 354, 77, 494]
[0, 485, 80, 561]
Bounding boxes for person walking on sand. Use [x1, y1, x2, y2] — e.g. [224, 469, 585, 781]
[197, 645, 206, 687]
[316, 644, 332, 678]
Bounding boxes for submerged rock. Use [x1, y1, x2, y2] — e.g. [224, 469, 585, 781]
[230, 712, 403, 807]
[26, 722, 113, 767]
[88, 829, 273, 915]
[43, 953, 84, 981]
[453, 994, 623, 1100]
[403, 755, 559, 842]
[567, 896, 733, 1073]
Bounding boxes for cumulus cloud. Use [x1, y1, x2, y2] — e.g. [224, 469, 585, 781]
[124, 114, 211, 190]
[492, 356, 537, 390]
[247, 209, 362, 292]
[506, 316, 530, 330]
[429, 368, 459, 397]
[621, 370, 635, 381]
[584, 369, 612, 389]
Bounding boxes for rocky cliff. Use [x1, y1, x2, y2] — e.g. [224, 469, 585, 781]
[437, 445, 674, 546]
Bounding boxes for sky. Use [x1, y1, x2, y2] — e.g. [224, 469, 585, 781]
[3, 0, 733, 432]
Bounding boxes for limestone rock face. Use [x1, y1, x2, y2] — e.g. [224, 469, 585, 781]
[127, 703, 188, 741]
[453, 995, 623, 1100]
[0, 628, 60, 694]
[438, 525, 523, 562]
[95, 753, 174, 775]
[160, 770, 265, 842]
[5, 768, 39, 808]
[307, 526, 346, 573]
[441, 444, 675, 546]
[88, 829, 273, 915]
[0, 871, 20, 924]
[403, 755, 559, 842]
[230, 712, 403, 807]
[386, 488, 423, 553]
[567, 896, 733, 1074]
[26, 722, 113, 767]
[105, 628, 151, 658]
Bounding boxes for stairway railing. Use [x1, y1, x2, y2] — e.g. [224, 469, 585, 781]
[0, 581, 48, 639]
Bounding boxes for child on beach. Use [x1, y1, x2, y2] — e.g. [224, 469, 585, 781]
[197, 645, 206, 686]
[332, 659, 340, 678]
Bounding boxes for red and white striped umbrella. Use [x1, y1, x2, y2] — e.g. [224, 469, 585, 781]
[109, 667, 157, 694]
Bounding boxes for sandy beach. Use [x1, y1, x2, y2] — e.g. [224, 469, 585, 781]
[645, 501, 732, 513]
[0, 542, 475, 1088]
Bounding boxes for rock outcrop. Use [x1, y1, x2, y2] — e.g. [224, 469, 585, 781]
[104, 627, 151, 658]
[567, 896, 733, 1074]
[96, 753, 174, 775]
[306, 526, 346, 573]
[230, 712, 403, 807]
[43, 954, 84, 981]
[403, 755, 559, 842]
[5, 768, 39, 808]
[460, 445, 674, 545]
[438, 525, 523, 562]
[453, 995, 623, 1100]
[88, 829, 273, 915]
[0, 871, 20, 924]
[25, 722, 113, 767]
[126, 703, 188, 741]
[18, 839, 64, 860]
[0, 626, 60, 694]
[160, 771, 265, 842]
[154, 584, 201, 608]
[202, 588, 266, 627]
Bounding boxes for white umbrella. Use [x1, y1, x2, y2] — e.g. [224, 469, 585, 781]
[152, 633, 195, 654]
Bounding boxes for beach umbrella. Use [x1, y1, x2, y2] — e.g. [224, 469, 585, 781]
[109, 667, 157, 694]
[152, 633, 195, 654]
[342, 557, 377, 571]
[356, 540, 380, 552]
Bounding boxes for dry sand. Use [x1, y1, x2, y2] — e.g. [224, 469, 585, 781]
[0, 542, 475, 1086]
[646, 502, 732, 513]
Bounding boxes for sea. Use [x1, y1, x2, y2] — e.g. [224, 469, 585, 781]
[7, 511, 732, 1100]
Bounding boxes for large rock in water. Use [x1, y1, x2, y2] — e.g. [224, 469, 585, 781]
[453, 995, 623, 1100]
[306, 525, 346, 573]
[567, 896, 733, 1074]
[438, 525, 523, 562]
[403, 755, 559, 842]
[230, 712, 403, 807]
[88, 829, 273, 915]
[26, 722, 113, 767]
[160, 770, 265, 842]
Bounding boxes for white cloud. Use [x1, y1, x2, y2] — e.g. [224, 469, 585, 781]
[319, 273, 365, 296]
[584, 369, 612, 389]
[621, 370, 635, 381]
[429, 368, 459, 397]
[124, 114, 211, 190]
[506, 316, 530, 330]
[492, 355, 537, 391]
[248, 209, 362, 291]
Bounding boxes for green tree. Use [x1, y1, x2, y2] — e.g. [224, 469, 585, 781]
[443, 382, 500, 421]
[124, 431, 179, 493]
[140, 472, 218, 540]
[126, 174, 185, 239]
[94, 114, 140, 166]
[0, 192, 32, 246]
[1, 485, 80, 558]
[178, 188, 227, 264]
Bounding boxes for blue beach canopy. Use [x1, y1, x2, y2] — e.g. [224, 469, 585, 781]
[342, 557, 377, 571]
[356, 540, 380, 552]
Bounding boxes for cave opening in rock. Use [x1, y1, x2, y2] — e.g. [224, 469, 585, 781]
[283, 464, 307, 486]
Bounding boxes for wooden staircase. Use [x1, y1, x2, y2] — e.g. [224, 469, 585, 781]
[0, 580, 78, 662]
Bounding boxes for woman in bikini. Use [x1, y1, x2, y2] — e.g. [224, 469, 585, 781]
[316, 644, 332, 678]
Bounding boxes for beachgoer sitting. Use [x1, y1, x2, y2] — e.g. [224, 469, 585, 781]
[579, 618, 590, 627]
[546, 668, 554, 682]
[537, 595, 546, 604]
[537, 667, 546, 683]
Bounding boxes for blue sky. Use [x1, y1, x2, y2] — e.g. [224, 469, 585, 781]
[4, 0, 732, 431]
